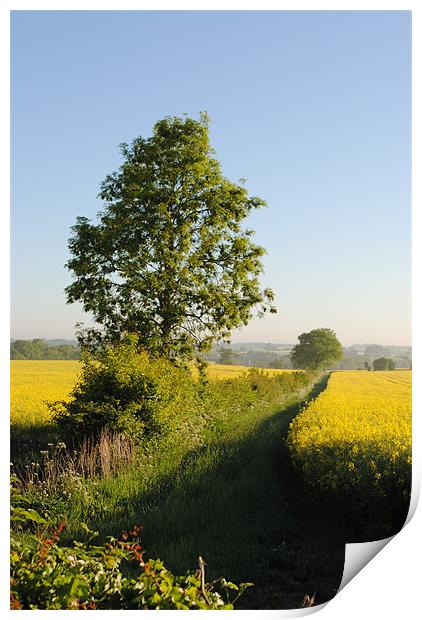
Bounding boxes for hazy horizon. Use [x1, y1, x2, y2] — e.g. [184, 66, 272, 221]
[9, 332, 412, 349]
[11, 11, 411, 348]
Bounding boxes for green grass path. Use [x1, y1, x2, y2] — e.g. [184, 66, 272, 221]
[113, 376, 345, 609]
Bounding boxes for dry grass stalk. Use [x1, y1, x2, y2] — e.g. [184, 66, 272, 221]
[15, 429, 136, 492]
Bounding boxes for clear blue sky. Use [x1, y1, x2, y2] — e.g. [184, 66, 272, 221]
[11, 10, 411, 346]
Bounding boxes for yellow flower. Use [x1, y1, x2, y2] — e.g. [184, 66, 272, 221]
[287, 370, 411, 498]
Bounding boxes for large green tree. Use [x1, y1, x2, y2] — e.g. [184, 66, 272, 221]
[290, 328, 342, 370]
[66, 113, 276, 361]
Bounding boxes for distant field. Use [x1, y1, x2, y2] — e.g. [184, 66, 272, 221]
[203, 362, 292, 379]
[10, 361, 81, 426]
[324, 369, 411, 399]
[10, 360, 292, 426]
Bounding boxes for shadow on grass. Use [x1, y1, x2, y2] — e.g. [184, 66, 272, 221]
[82, 374, 345, 609]
[10, 423, 61, 470]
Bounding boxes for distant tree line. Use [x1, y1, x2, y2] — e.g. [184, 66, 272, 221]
[333, 352, 408, 371]
[205, 341, 411, 370]
[215, 346, 292, 368]
[206, 346, 293, 368]
[10, 339, 81, 360]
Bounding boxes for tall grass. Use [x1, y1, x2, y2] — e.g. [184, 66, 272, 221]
[13, 429, 136, 497]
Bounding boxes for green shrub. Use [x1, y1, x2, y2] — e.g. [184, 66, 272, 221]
[10, 487, 251, 610]
[48, 337, 200, 443]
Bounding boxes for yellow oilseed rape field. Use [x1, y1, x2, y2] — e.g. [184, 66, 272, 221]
[10, 360, 292, 426]
[287, 370, 412, 506]
[10, 361, 82, 426]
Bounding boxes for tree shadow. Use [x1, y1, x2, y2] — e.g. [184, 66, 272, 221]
[84, 374, 346, 609]
[10, 422, 61, 470]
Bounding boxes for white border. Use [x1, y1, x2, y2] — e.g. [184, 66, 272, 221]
[2, 3, 419, 618]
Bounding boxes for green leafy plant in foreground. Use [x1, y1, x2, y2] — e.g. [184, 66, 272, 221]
[11, 481, 251, 610]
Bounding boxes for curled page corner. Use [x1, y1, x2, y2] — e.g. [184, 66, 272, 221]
[338, 536, 394, 593]
[337, 475, 419, 596]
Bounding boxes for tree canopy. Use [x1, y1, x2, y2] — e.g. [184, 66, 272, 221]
[218, 347, 238, 365]
[66, 113, 275, 361]
[373, 357, 396, 371]
[290, 328, 342, 370]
